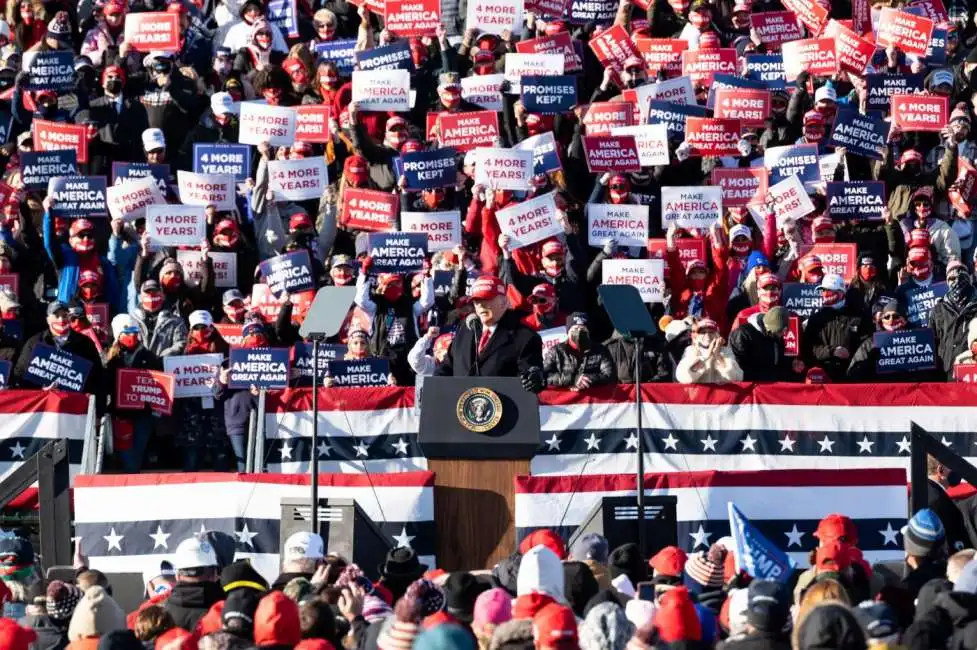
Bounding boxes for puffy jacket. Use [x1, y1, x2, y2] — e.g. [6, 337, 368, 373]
[667, 242, 730, 332]
[930, 294, 977, 378]
[802, 302, 872, 382]
[253, 591, 302, 647]
[131, 307, 188, 359]
[603, 332, 671, 383]
[163, 581, 224, 632]
[542, 340, 616, 388]
[728, 313, 795, 382]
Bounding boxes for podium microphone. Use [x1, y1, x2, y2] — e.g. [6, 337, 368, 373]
[466, 313, 481, 376]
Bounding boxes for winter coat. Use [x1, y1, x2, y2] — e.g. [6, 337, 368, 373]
[728, 313, 795, 382]
[42, 211, 123, 314]
[131, 307, 188, 359]
[542, 340, 615, 388]
[106, 346, 163, 415]
[163, 581, 225, 632]
[22, 613, 68, 650]
[847, 329, 944, 382]
[675, 345, 743, 384]
[13, 329, 106, 413]
[802, 302, 872, 382]
[488, 619, 533, 650]
[501, 241, 587, 315]
[667, 243, 730, 332]
[930, 294, 977, 378]
[603, 332, 671, 383]
[720, 632, 791, 650]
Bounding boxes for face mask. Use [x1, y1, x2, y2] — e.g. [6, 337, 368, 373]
[813, 229, 834, 244]
[609, 188, 629, 203]
[422, 191, 441, 209]
[758, 286, 780, 307]
[262, 89, 281, 105]
[214, 60, 232, 75]
[118, 333, 139, 349]
[214, 231, 239, 248]
[190, 327, 210, 342]
[243, 334, 268, 348]
[737, 138, 753, 157]
[881, 315, 904, 332]
[441, 92, 460, 109]
[141, 293, 163, 312]
[105, 79, 122, 94]
[569, 328, 590, 351]
[330, 267, 353, 285]
[256, 34, 272, 49]
[804, 127, 824, 143]
[689, 11, 709, 27]
[542, 258, 562, 277]
[532, 299, 555, 315]
[910, 262, 931, 281]
[72, 237, 95, 254]
[384, 131, 408, 150]
[822, 290, 844, 307]
[49, 320, 69, 336]
[39, 102, 56, 117]
[381, 283, 404, 302]
[70, 319, 86, 333]
[858, 266, 877, 282]
[696, 333, 716, 350]
[731, 237, 751, 255]
[79, 285, 98, 301]
[224, 305, 246, 322]
[161, 275, 182, 292]
[689, 275, 706, 291]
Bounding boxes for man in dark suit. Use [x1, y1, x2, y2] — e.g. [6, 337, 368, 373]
[88, 64, 149, 173]
[927, 455, 972, 553]
[435, 275, 544, 391]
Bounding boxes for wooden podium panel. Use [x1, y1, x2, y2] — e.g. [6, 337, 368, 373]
[429, 458, 529, 570]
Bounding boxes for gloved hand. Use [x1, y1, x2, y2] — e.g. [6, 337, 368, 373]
[520, 366, 544, 393]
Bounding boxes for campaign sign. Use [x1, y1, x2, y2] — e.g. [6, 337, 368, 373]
[0, 360, 10, 388]
[383, 0, 439, 36]
[768, 175, 815, 223]
[953, 363, 977, 383]
[643, 76, 696, 106]
[905, 282, 947, 328]
[239, 102, 296, 146]
[294, 105, 332, 143]
[891, 94, 948, 132]
[193, 144, 251, 181]
[745, 54, 786, 88]
[112, 162, 169, 195]
[877, 8, 934, 56]
[23, 344, 92, 392]
[401, 211, 461, 251]
[83, 304, 108, 332]
[47, 176, 108, 218]
[824, 20, 874, 75]
[340, 188, 397, 232]
[106, 175, 165, 221]
[706, 74, 769, 111]
[589, 25, 641, 70]
[632, 38, 687, 78]
[750, 11, 803, 47]
[582, 102, 633, 135]
[799, 242, 857, 280]
[292, 342, 344, 386]
[926, 27, 947, 65]
[496, 191, 562, 249]
[328, 358, 390, 387]
[661, 187, 722, 229]
[829, 108, 887, 160]
[712, 168, 768, 207]
[33, 120, 88, 164]
[610, 124, 669, 166]
[124, 12, 180, 51]
[765, 144, 821, 187]
[401, 148, 457, 190]
[520, 75, 577, 114]
[228, 347, 290, 389]
[582, 135, 641, 173]
[352, 69, 411, 111]
[176, 171, 235, 209]
[367, 232, 428, 273]
[146, 205, 206, 248]
[908, 0, 948, 21]
[825, 182, 885, 221]
[783, 316, 801, 356]
[164, 353, 222, 399]
[504, 54, 564, 90]
[780, 0, 828, 33]
[781, 38, 837, 81]
[782, 283, 823, 319]
[214, 324, 243, 347]
[467, 0, 523, 35]
[355, 41, 414, 71]
[564, 0, 616, 23]
[681, 48, 737, 85]
[267, 157, 328, 201]
[115, 369, 175, 415]
[259, 250, 316, 296]
[178, 250, 237, 288]
[267, 0, 299, 38]
[0, 275, 19, 296]
[539, 327, 568, 354]
[714, 88, 771, 128]
[315, 39, 357, 75]
[646, 100, 708, 137]
[512, 132, 562, 175]
[461, 74, 504, 111]
[437, 111, 499, 152]
[866, 74, 925, 112]
[516, 33, 583, 74]
[874, 328, 936, 374]
[21, 150, 77, 190]
[685, 118, 741, 157]
[28, 51, 74, 91]
[474, 148, 533, 190]
[587, 203, 649, 247]
[602, 259, 665, 303]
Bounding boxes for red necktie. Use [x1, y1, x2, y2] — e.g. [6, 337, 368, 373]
[477, 329, 491, 355]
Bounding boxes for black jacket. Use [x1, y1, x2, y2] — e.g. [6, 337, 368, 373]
[13, 329, 105, 413]
[847, 332, 944, 382]
[88, 95, 150, 174]
[22, 613, 67, 650]
[543, 340, 615, 388]
[729, 314, 795, 382]
[902, 559, 948, 601]
[929, 294, 977, 378]
[604, 332, 671, 383]
[720, 632, 791, 650]
[163, 580, 225, 631]
[930, 479, 971, 553]
[271, 570, 314, 591]
[802, 302, 872, 382]
[435, 310, 543, 378]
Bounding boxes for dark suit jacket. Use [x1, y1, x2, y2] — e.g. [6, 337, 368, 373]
[435, 310, 543, 378]
[929, 478, 971, 553]
[88, 95, 149, 171]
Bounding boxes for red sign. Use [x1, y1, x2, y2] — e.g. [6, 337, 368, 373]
[685, 117, 741, 157]
[123, 12, 180, 51]
[876, 8, 934, 57]
[647, 238, 706, 273]
[384, 0, 440, 37]
[784, 315, 801, 356]
[33, 120, 88, 164]
[852, 0, 870, 34]
[589, 25, 641, 71]
[294, 105, 331, 143]
[633, 38, 687, 78]
[712, 168, 768, 207]
[781, 38, 837, 81]
[115, 369, 175, 415]
[84, 303, 109, 329]
[798, 243, 857, 281]
[340, 188, 398, 232]
[825, 20, 875, 75]
[0, 183, 14, 207]
[890, 94, 948, 132]
[750, 12, 804, 47]
[0, 273, 18, 295]
[516, 32, 582, 73]
[714, 88, 771, 128]
[907, 0, 948, 22]
[582, 135, 641, 173]
[437, 111, 499, 152]
[525, 0, 569, 17]
[582, 102, 633, 135]
[781, 0, 828, 34]
[953, 363, 977, 383]
[950, 157, 977, 216]
[680, 48, 736, 85]
[215, 323, 244, 346]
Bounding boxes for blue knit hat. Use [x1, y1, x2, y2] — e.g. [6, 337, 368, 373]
[414, 623, 475, 650]
[570, 533, 609, 564]
[901, 509, 945, 557]
[744, 251, 771, 277]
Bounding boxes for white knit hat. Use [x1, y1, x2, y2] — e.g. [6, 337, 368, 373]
[66, 586, 126, 641]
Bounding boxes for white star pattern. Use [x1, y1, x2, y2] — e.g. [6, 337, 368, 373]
[624, 433, 639, 450]
[317, 441, 332, 458]
[896, 437, 912, 454]
[701, 435, 718, 452]
[689, 524, 712, 549]
[148, 525, 170, 550]
[856, 436, 875, 454]
[817, 436, 835, 454]
[662, 433, 679, 450]
[779, 436, 796, 452]
[104, 528, 123, 552]
[392, 527, 414, 549]
[784, 524, 805, 548]
[8, 442, 25, 459]
[236, 524, 258, 548]
[353, 442, 370, 457]
[544, 434, 561, 451]
[879, 523, 900, 547]
[280, 442, 293, 460]
[585, 433, 601, 451]
[740, 435, 757, 452]
[391, 438, 409, 456]
[941, 436, 953, 448]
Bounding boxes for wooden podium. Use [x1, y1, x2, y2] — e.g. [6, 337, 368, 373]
[419, 377, 540, 571]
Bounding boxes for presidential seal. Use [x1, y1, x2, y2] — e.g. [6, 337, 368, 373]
[456, 387, 503, 432]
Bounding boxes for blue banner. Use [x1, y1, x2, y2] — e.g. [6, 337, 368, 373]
[825, 181, 886, 221]
[367, 233, 428, 273]
[267, 0, 298, 38]
[866, 73, 926, 112]
[400, 148, 457, 190]
[563, 0, 616, 24]
[315, 39, 357, 75]
[356, 41, 413, 72]
[292, 342, 345, 386]
[874, 328, 937, 374]
[765, 143, 820, 186]
[21, 150, 78, 190]
[646, 100, 709, 137]
[432, 270, 481, 298]
[512, 132, 562, 175]
[228, 347, 290, 389]
[259, 250, 316, 296]
[926, 28, 947, 65]
[728, 502, 794, 582]
[48, 176, 108, 219]
[2, 319, 22, 342]
[828, 108, 887, 160]
[22, 343, 92, 392]
[0, 359, 10, 388]
[328, 358, 390, 387]
[193, 144, 251, 182]
[28, 51, 75, 91]
[905, 282, 948, 328]
[520, 75, 577, 114]
[744, 54, 786, 88]
[782, 283, 823, 319]
[112, 162, 170, 195]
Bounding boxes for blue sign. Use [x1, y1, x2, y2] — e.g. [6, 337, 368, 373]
[828, 108, 887, 161]
[707, 73, 769, 109]
[28, 51, 75, 91]
[512, 132, 561, 175]
[112, 162, 170, 195]
[328, 358, 390, 387]
[825, 181, 886, 221]
[22, 343, 92, 392]
[316, 39, 357, 75]
[259, 250, 316, 297]
[432, 269, 481, 298]
[782, 283, 823, 319]
[744, 54, 786, 88]
[48, 176, 108, 219]
[400, 148, 457, 190]
[21, 150, 78, 191]
[3, 319, 22, 342]
[926, 28, 947, 65]
[193, 144, 251, 182]
[292, 342, 345, 386]
[228, 347, 290, 389]
[646, 100, 708, 137]
[520, 75, 577, 114]
[356, 41, 413, 72]
[367, 233, 428, 273]
[267, 0, 298, 38]
[728, 502, 794, 582]
[905, 282, 948, 328]
[0, 360, 10, 388]
[874, 328, 937, 374]
[866, 74, 926, 112]
[765, 143, 820, 186]
[563, 0, 616, 24]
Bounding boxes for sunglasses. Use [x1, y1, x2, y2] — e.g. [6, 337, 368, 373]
[610, 183, 628, 191]
[908, 262, 929, 270]
[76, 232, 94, 239]
[315, 21, 335, 28]
[881, 313, 901, 321]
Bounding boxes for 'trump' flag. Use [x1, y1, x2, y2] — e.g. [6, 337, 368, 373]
[729, 501, 794, 582]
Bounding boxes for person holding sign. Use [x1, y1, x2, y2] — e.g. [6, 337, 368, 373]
[42, 205, 123, 313]
[500, 237, 586, 315]
[847, 299, 937, 382]
[324, 328, 396, 386]
[542, 312, 614, 390]
[666, 224, 729, 329]
[131, 280, 189, 358]
[729, 306, 803, 382]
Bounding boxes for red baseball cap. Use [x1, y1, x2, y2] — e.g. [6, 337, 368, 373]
[519, 528, 567, 559]
[649, 546, 688, 577]
[290, 212, 313, 231]
[541, 240, 565, 257]
[470, 275, 506, 301]
[69, 218, 94, 237]
[532, 603, 577, 647]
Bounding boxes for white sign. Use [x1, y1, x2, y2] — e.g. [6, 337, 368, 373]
[496, 191, 563, 249]
[587, 204, 650, 248]
[768, 175, 815, 224]
[146, 205, 206, 248]
[177, 171, 236, 209]
[177, 250, 238, 288]
[504, 54, 563, 89]
[402, 210, 461, 251]
[602, 258, 665, 303]
[466, 0, 524, 36]
[106, 176, 164, 221]
[660, 186, 723, 229]
[461, 74, 505, 111]
[649, 76, 695, 106]
[611, 124, 670, 166]
[539, 326, 568, 354]
[238, 101, 296, 146]
[267, 156, 328, 201]
[473, 148, 533, 190]
[164, 353, 222, 398]
[351, 69, 411, 111]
